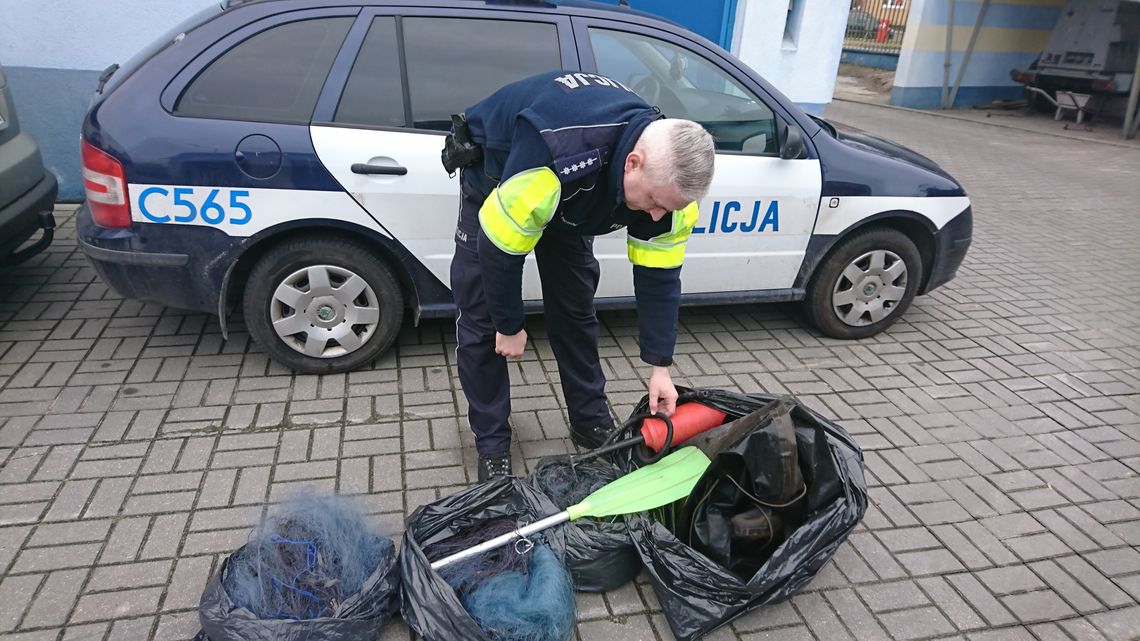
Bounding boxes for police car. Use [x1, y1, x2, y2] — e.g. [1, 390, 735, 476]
[78, 0, 972, 374]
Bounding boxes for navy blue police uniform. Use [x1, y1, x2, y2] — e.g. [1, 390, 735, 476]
[451, 70, 692, 457]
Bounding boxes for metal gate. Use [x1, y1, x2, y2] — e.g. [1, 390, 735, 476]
[844, 0, 911, 54]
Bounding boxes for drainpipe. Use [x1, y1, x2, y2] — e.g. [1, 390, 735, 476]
[948, 0, 989, 109]
[1124, 38, 1140, 139]
[942, 0, 955, 109]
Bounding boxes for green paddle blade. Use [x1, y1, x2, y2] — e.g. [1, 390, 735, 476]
[566, 446, 711, 520]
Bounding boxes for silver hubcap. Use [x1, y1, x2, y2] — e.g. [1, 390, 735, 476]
[832, 249, 907, 327]
[269, 265, 380, 358]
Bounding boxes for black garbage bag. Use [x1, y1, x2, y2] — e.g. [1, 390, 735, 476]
[197, 542, 400, 641]
[400, 476, 569, 641]
[627, 387, 867, 641]
[674, 396, 806, 578]
[529, 456, 640, 592]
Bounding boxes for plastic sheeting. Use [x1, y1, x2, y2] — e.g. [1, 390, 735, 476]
[626, 388, 868, 641]
[197, 540, 400, 641]
[400, 476, 569, 641]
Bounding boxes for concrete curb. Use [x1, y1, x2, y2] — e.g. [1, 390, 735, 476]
[831, 97, 1140, 150]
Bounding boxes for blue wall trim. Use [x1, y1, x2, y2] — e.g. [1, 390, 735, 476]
[890, 84, 1023, 109]
[718, 0, 739, 50]
[900, 49, 1040, 88]
[6, 66, 100, 202]
[841, 49, 899, 71]
[920, 0, 1063, 31]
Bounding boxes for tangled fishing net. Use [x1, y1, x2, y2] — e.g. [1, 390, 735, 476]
[528, 456, 642, 593]
[423, 517, 576, 641]
[223, 493, 394, 620]
[424, 518, 527, 597]
[532, 457, 620, 510]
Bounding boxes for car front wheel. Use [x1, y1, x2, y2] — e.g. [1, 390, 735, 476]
[804, 228, 922, 339]
[243, 236, 403, 373]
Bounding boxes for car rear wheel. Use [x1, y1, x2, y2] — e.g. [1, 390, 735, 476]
[804, 228, 922, 339]
[244, 236, 403, 373]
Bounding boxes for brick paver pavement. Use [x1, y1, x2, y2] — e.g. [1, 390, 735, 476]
[1, 100, 1138, 641]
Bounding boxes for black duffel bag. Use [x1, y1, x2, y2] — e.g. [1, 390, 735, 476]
[626, 388, 868, 641]
[197, 542, 400, 641]
[400, 476, 568, 641]
[528, 456, 640, 592]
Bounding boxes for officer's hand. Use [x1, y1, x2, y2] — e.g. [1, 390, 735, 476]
[648, 366, 677, 417]
[495, 330, 528, 359]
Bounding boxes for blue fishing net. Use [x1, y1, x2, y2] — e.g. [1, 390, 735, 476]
[223, 493, 394, 620]
[462, 545, 575, 641]
[423, 517, 576, 641]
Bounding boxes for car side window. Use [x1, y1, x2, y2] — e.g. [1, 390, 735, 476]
[175, 17, 353, 123]
[402, 17, 562, 131]
[589, 28, 778, 155]
[335, 18, 404, 128]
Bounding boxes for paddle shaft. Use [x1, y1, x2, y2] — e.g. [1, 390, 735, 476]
[429, 446, 712, 571]
[430, 512, 570, 570]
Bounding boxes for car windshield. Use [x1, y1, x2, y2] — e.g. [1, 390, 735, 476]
[591, 28, 776, 153]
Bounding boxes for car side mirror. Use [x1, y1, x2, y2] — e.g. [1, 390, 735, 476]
[780, 127, 805, 160]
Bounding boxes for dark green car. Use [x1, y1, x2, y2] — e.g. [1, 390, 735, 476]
[0, 64, 57, 265]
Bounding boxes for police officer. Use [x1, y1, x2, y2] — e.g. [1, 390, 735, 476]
[446, 70, 715, 481]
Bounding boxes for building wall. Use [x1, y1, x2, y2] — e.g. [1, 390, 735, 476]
[0, 1, 214, 200]
[732, 0, 852, 114]
[610, 0, 739, 50]
[892, 0, 1065, 108]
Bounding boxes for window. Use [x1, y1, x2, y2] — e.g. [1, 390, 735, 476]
[402, 17, 561, 131]
[107, 4, 223, 96]
[335, 18, 405, 127]
[784, 0, 806, 49]
[589, 28, 778, 154]
[175, 17, 352, 122]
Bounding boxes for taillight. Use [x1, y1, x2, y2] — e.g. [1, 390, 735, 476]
[82, 140, 131, 228]
[1091, 78, 1114, 92]
[1011, 70, 1034, 84]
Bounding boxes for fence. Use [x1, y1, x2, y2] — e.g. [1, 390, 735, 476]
[843, 0, 910, 54]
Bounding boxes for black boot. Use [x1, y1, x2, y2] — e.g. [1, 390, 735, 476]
[477, 452, 513, 482]
[569, 424, 615, 450]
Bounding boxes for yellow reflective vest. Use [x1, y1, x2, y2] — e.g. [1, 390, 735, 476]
[479, 168, 697, 267]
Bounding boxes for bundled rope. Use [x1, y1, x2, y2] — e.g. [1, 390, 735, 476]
[223, 493, 394, 620]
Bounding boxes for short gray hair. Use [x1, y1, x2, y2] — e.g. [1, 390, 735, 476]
[637, 119, 715, 202]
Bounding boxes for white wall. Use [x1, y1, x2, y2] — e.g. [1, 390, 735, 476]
[0, 0, 218, 199]
[0, 0, 216, 71]
[732, 0, 851, 112]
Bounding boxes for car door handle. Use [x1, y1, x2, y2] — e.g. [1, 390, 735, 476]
[351, 163, 407, 176]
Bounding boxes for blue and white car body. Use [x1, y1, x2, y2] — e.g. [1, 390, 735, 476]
[77, 0, 971, 373]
